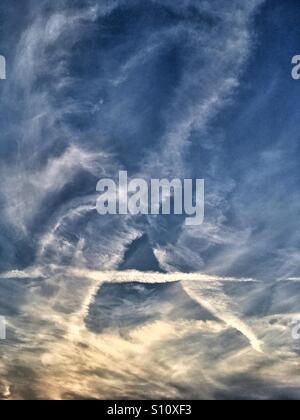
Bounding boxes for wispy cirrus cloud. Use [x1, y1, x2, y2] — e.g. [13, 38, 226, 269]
[1, 0, 300, 400]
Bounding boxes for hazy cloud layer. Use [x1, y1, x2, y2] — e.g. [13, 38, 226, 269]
[0, 0, 300, 400]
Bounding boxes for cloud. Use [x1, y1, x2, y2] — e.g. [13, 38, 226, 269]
[2, 0, 300, 400]
[0, 269, 299, 399]
[0, 0, 267, 274]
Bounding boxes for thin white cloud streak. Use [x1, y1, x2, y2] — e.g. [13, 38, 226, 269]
[182, 283, 263, 353]
[67, 268, 257, 284]
[1, 147, 107, 232]
[0, 1, 124, 262]
[61, 265, 262, 354]
[1, 270, 298, 399]
[140, 0, 265, 178]
[0, 265, 262, 354]
[67, 269, 263, 353]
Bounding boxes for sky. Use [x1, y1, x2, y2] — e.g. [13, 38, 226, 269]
[0, 0, 300, 400]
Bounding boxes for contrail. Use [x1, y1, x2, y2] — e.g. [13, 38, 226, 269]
[68, 268, 256, 284]
[0, 267, 262, 352]
[68, 269, 263, 353]
[182, 283, 264, 353]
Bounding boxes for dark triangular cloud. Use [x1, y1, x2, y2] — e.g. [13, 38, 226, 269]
[119, 234, 164, 272]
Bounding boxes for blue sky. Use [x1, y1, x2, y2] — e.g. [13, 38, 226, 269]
[0, 0, 300, 281]
[0, 0, 300, 400]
